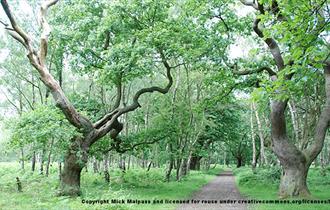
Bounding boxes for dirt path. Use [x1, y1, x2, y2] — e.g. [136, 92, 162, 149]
[176, 171, 247, 210]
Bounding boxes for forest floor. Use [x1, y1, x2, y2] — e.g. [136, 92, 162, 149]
[234, 166, 330, 210]
[0, 162, 224, 210]
[3, 162, 330, 210]
[177, 170, 247, 210]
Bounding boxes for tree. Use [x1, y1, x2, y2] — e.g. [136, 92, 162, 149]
[238, 0, 330, 198]
[0, 0, 216, 196]
[0, 0, 176, 196]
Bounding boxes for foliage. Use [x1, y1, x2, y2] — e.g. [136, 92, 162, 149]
[5, 105, 78, 158]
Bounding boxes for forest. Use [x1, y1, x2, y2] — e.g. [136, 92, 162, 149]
[0, 0, 329, 210]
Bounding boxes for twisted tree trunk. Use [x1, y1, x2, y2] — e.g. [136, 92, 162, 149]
[271, 63, 330, 198]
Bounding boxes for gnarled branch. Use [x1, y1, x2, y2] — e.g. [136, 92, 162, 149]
[1, 0, 93, 131]
[93, 49, 173, 142]
[232, 64, 277, 76]
[39, 0, 59, 67]
[253, 18, 285, 71]
[1, 0, 31, 44]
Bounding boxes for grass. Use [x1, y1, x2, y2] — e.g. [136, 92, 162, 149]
[0, 162, 223, 210]
[233, 166, 330, 210]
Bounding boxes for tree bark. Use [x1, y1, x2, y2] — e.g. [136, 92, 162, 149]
[147, 161, 152, 172]
[58, 161, 62, 180]
[127, 155, 131, 170]
[279, 160, 310, 198]
[103, 153, 110, 183]
[250, 103, 257, 171]
[46, 138, 54, 177]
[252, 102, 267, 165]
[31, 151, 36, 171]
[119, 155, 126, 173]
[93, 157, 99, 173]
[40, 146, 46, 175]
[20, 147, 24, 170]
[288, 101, 300, 144]
[165, 159, 174, 182]
[176, 158, 181, 181]
[276, 63, 330, 198]
[271, 100, 311, 198]
[179, 158, 188, 178]
[236, 156, 243, 168]
[58, 142, 87, 196]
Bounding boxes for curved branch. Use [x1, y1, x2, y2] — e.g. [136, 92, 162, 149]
[232, 64, 277, 76]
[93, 49, 173, 142]
[213, 14, 229, 31]
[112, 73, 122, 111]
[129, 49, 173, 110]
[6, 30, 28, 48]
[248, 1, 284, 71]
[1, 0, 30, 44]
[253, 18, 285, 71]
[93, 109, 119, 129]
[303, 62, 330, 164]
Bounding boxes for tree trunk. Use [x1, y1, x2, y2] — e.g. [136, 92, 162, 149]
[40, 147, 46, 175]
[176, 159, 181, 181]
[59, 152, 85, 196]
[147, 161, 152, 172]
[250, 103, 257, 171]
[93, 157, 99, 173]
[205, 156, 211, 170]
[236, 156, 243, 168]
[31, 151, 36, 172]
[253, 102, 267, 165]
[180, 158, 187, 176]
[20, 147, 24, 170]
[185, 153, 192, 175]
[189, 156, 201, 170]
[165, 159, 174, 182]
[85, 159, 88, 172]
[271, 100, 314, 198]
[127, 155, 131, 170]
[58, 161, 62, 180]
[103, 153, 110, 183]
[119, 155, 126, 172]
[58, 140, 88, 196]
[288, 102, 300, 144]
[279, 162, 310, 198]
[46, 138, 54, 177]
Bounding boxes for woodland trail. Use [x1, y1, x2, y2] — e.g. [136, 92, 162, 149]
[176, 171, 248, 210]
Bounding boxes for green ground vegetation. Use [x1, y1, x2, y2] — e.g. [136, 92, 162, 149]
[234, 166, 330, 210]
[0, 162, 223, 210]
